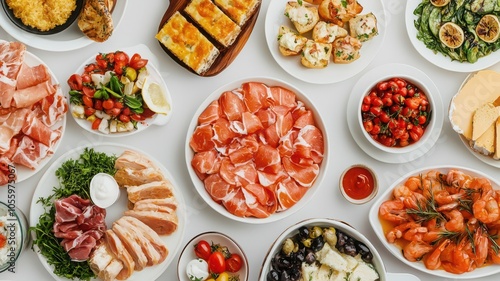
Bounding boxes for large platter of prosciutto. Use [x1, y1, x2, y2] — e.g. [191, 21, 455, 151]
[186, 77, 329, 224]
[29, 143, 186, 281]
[0, 40, 67, 186]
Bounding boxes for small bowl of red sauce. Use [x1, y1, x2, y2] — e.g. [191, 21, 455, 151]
[339, 164, 378, 204]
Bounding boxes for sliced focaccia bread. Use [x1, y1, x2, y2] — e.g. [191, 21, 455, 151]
[214, 0, 261, 26]
[184, 0, 241, 47]
[156, 11, 219, 75]
[312, 21, 348, 44]
[472, 102, 499, 141]
[300, 40, 332, 68]
[285, 1, 319, 34]
[349, 12, 378, 42]
[332, 35, 362, 64]
[278, 25, 308, 56]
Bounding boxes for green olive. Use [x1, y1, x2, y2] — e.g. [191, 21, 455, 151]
[309, 226, 323, 238]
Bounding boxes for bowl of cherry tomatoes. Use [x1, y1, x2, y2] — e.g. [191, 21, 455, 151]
[177, 231, 248, 281]
[358, 73, 436, 154]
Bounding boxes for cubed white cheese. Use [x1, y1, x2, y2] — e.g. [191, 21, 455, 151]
[341, 253, 359, 272]
[316, 264, 335, 281]
[301, 262, 320, 281]
[349, 261, 379, 281]
[318, 245, 348, 272]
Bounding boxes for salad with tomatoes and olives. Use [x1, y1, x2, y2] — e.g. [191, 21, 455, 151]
[186, 239, 243, 281]
[360, 77, 431, 148]
[67, 51, 159, 134]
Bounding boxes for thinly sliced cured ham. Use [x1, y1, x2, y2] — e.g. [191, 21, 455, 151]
[0, 109, 29, 153]
[11, 80, 56, 108]
[190, 81, 324, 218]
[0, 42, 25, 101]
[11, 136, 52, 169]
[34, 89, 68, 127]
[22, 111, 61, 147]
[16, 63, 50, 90]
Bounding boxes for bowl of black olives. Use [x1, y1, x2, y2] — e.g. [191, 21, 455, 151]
[258, 218, 386, 281]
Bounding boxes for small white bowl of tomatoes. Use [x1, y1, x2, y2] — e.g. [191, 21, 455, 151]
[358, 70, 437, 154]
[177, 231, 248, 281]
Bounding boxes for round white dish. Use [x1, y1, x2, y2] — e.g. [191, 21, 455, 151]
[0, 40, 66, 184]
[185, 77, 329, 224]
[347, 63, 443, 163]
[368, 165, 500, 279]
[29, 143, 187, 281]
[0, 0, 127, 52]
[405, 0, 500, 72]
[258, 218, 421, 281]
[66, 44, 173, 137]
[451, 62, 500, 168]
[264, 0, 386, 84]
[177, 231, 249, 281]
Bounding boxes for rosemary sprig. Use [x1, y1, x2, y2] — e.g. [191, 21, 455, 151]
[406, 182, 445, 223]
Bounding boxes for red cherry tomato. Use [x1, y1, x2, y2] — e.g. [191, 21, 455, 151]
[82, 86, 95, 97]
[82, 95, 93, 108]
[114, 61, 126, 75]
[67, 74, 83, 91]
[103, 99, 114, 110]
[91, 118, 102, 130]
[82, 73, 91, 83]
[94, 100, 103, 110]
[208, 252, 226, 274]
[114, 51, 129, 64]
[129, 53, 148, 70]
[84, 106, 96, 117]
[226, 253, 243, 272]
[118, 114, 130, 123]
[141, 108, 156, 118]
[84, 63, 96, 73]
[194, 240, 212, 261]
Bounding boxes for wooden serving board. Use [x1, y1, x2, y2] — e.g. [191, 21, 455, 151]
[157, 0, 261, 77]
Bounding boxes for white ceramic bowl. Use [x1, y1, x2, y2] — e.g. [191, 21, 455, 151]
[358, 73, 437, 154]
[177, 232, 249, 281]
[258, 218, 387, 280]
[0, 201, 29, 273]
[185, 77, 329, 224]
[368, 165, 500, 279]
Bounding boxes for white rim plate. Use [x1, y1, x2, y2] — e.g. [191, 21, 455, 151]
[67, 44, 173, 137]
[177, 232, 249, 281]
[405, 0, 500, 72]
[264, 0, 387, 84]
[0, 39, 66, 184]
[369, 165, 500, 279]
[452, 63, 500, 168]
[347, 63, 443, 163]
[0, 0, 127, 52]
[185, 77, 329, 224]
[29, 143, 187, 281]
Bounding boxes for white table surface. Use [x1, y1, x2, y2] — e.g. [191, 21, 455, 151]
[1, 0, 499, 281]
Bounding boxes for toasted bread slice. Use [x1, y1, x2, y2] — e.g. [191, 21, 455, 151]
[472, 102, 499, 141]
[104, 230, 135, 280]
[319, 0, 360, 25]
[214, 0, 261, 26]
[114, 167, 165, 187]
[332, 35, 361, 64]
[185, 0, 241, 47]
[301, 40, 332, 68]
[120, 216, 169, 263]
[349, 12, 378, 42]
[473, 123, 495, 155]
[278, 25, 307, 56]
[126, 180, 174, 203]
[312, 21, 348, 43]
[78, 0, 113, 42]
[124, 210, 178, 235]
[285, 1, 319, 34]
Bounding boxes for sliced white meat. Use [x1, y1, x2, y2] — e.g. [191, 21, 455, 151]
[132, 197, 178, 211]
[105, 230, 135, 280]
[121, 216, 168, 263]
[115, 217, 162, 266]
[123, 210, 178, 236]
[111, 222, 148, 271]
[126, 180, 174, 203]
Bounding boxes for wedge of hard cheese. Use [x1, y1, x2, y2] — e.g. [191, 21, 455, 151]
[471, 102, 499, 141]
[450, 70, 500, 140]
[473, 123, 495, 155]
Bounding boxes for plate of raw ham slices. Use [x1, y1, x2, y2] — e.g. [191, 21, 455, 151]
[185, 77, 329, 224]
[0, 40, 67, 186]
[29, 143, 186, 281]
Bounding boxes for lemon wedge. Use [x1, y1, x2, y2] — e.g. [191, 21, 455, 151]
[141, 78, 170, 114]
[439, 22, 464, 49]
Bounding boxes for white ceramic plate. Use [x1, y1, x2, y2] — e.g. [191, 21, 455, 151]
[0, 0, 127, 52]
[369, 165, 500, 279]
[67, 44, 173, 137]
[177, 232, 249, 281]
[347, 63, 443, 163]
[264, 0, 386, 84]
[405, 0, 500, 72]
[185, 77, 329, 224]
[0, 40, 66, 184]
[29, 143, 187, 281]
[451, 63, 500, 168]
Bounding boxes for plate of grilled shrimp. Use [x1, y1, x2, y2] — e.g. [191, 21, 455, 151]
[0, 0, 127, 51]
[265, 0, 386, 84]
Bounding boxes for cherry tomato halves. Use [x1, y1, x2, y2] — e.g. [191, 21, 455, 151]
[208, 252, 226, 274]
[194, 240, 211, 261]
